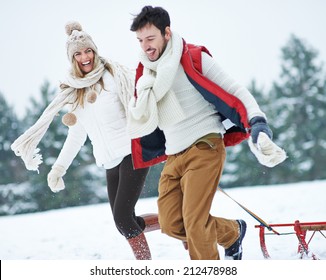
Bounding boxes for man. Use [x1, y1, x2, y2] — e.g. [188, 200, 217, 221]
[127, 5, 284, 260]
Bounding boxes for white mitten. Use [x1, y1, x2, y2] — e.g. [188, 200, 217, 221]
[248, 132, 287, 168]
[47, 165, 66, 193]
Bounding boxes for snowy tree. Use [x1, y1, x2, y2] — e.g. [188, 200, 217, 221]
[0, 92, 27, 184]
[0, 92, 35, 215]
[268, 35, 326, 182]
[222, 35, 326, 188]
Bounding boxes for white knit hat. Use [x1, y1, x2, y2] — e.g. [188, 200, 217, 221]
[65, 21, 98, 62]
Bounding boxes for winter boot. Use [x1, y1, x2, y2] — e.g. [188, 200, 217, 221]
[127, 232, 152, 260]
[141, 213, 160, 233]
[224, 219, 247, 260]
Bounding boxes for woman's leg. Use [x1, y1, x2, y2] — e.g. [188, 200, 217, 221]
[106, 155, 149, 238]
[106, 155, 152, 259]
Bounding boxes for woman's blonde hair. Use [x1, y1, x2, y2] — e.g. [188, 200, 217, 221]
[62, 50, 114, 109]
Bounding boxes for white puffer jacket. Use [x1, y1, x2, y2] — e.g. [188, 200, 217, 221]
[54, 70, 131, 170]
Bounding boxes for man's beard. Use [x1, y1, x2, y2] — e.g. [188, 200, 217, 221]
[152, 38, 169, 61]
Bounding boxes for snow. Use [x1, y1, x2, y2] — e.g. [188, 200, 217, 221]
[1, 180, 325, 261]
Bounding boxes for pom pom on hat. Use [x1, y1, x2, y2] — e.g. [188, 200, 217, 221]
[65, 21, 98, 62]
[65, 21, 82, 36]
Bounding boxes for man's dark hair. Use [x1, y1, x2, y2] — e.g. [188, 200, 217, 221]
[130, 6, 170, 35]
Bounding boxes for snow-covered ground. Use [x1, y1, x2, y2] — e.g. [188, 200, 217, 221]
[1, 180, 325, 261]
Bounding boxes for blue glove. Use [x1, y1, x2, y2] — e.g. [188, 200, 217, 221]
[249, 116, 273, 144]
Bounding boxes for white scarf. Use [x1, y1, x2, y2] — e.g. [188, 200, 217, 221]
[11, 57, 134, 172]
[127, 32, 185, 138]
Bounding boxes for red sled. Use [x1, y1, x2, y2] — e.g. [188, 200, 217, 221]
[255, 220, 326, 260]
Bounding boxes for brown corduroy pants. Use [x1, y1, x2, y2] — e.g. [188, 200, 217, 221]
[157, 137, 239, 260]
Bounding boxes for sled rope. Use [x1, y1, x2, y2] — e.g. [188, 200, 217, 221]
[217, 186, 280, 235]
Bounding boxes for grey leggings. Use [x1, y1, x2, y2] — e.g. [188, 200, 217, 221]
[106, 154, 149, 239]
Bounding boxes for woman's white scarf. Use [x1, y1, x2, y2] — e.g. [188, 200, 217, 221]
[11, 57, 134, 172]
[127, 32, 185, 138]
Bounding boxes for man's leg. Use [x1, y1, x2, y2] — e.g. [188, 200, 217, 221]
[181, 138, 239, 259]
[158, 155, 186, 241]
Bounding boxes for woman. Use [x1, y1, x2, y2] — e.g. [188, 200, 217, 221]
[11, 21, 159, 260]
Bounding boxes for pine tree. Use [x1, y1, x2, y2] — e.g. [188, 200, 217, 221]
[0, 92, 36, 215]
[222, 35, 326, 187]
[0, 92, 27, 184]
[269, 34, 326, 182]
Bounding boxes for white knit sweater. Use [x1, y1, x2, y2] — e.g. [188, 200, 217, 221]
[55, 70, 131, 169]
[164, 52, 266, 155]
[127, 33, 266, 155]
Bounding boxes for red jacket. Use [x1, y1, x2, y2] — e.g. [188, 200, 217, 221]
[131, 40, 250, 169]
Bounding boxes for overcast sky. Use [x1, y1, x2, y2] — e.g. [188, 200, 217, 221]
[1, 0, 325, 117]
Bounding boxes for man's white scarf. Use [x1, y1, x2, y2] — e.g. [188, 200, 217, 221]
[11, 57, 134, 172]
[127, 33, 185, 138]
